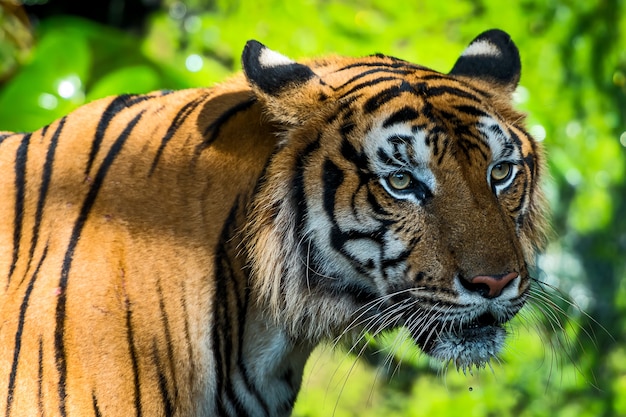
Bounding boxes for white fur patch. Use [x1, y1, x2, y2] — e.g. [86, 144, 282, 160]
[259, 47, 295, 68]
[383, 233, 408, 260]
[364, 122, 437, 201]
[462, 39, 501, 58]
[477, 116, 522, 194]
[429, 324, 506, 372]
[344, 239, 380, 267]
[477, 116, 520, 162]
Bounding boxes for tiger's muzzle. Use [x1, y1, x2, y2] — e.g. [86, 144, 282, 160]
[409, 273, 527, 371]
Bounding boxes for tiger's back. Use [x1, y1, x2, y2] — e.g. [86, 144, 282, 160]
[1, 30, 547, 417]
[0, 82, 281, 415]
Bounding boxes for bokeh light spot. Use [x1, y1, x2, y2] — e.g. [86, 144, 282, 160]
[38, 93, 58, 110]
[185, 54, 203, 72]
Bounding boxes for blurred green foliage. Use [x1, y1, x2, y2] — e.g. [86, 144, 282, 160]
[1, 0, 625, 415]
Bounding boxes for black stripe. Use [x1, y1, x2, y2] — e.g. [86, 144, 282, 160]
[323, 157, 382, 249]
[149, 94, 210, 176]
[382, 106, 420, 128]
[525, 133, 540, 220]
[54, 110, 145, 417]
[5, 245, 48, 417]
[195, 98, 256, 154]
[524, 151, 536, 201]
[0, 132, 16, 144]
[366, 185, 391, 217]
[340, 137, 375, 220]
[155, 279, 177, 409]
[124, 289, 143, 417]
[235, 284, 271, 415]
[364, 81, 416, 114]
[179, 282, 195, 388]
[339, 121, 355, 138]
[322, 159, 344, 220]
[419, 73, 450, 81]
[488, 123, 505, 137]
[457, 135, 489, 163]
[376, 147, 399, 167]
[25, 118, 65, 278]
[212, 201, 245, 416]
[437, 109, 464, 128]
[304, 250, 378, 305]
[419, 72, 493, 99]
[86, 94, 150, 175]
[152, 340, 175, 417]
[507, 171, 528, 214]
[507, 127, 524, 149]
[321, 159, 390, 271]
[388, 135, 420, 168]
[92, 392, 103, 417]
[38, 336, 44, 417]
[292, 137, 321, 236]
[381, 248, 412, 270]
[215, 198, 271, 416]
[325, 96, 357, 125]
[337, 281, 378, 304]
[444, 74, 493, 98]
[343, 68, 413, 88]
[454, 104, 489, 118]
[297, 155, 381, 303]
[8, 133, 31, 285]
[425, 85, 482, 103]
[329, 227, 385, 254]
[423, 126, 440, 158]
[333, 60, 418, 75]
[433, 130, 449, 166]
[339, 75, 405, 100]
[340, 135, 370, 174]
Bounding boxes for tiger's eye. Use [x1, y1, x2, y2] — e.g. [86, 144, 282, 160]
[491, 162, 512, 182]
[388, 171, 412, 190]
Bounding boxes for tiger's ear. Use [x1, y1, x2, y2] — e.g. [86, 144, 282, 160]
[242, 40, 324, 125]
[449, 29, 521, 94]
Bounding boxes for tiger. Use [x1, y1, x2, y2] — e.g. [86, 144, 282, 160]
[0, 28, 547, 416]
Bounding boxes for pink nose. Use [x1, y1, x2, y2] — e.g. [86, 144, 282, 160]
[469, 272, 519, 298]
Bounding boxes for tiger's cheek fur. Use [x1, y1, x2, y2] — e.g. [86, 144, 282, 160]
[305, 165, 428, 292]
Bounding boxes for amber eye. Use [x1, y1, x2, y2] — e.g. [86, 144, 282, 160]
[388, 171, 413, 190]
[490, 162, 512, 183]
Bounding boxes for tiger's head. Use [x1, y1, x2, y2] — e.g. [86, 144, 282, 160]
[243, 30, 547, 370]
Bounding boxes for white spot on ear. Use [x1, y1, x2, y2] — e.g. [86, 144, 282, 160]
[462, 40, 501, 58]
[259, 47, 295, 68]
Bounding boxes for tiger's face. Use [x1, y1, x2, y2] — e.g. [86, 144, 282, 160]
[304, 89, 534, 368]
[244, 30, 546, 371]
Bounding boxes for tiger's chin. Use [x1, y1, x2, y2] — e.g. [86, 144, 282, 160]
[413, 313, 507, 372]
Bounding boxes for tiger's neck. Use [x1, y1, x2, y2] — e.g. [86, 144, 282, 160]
[237, 306, 314, 416]
[208, 285, 313, 415]
[208, 195, 315, 416]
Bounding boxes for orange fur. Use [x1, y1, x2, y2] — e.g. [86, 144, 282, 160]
[0, 31, 546, 417]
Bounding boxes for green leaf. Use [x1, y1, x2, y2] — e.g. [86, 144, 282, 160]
[87, 65, 161, 100]
[0, 24, 91, 131]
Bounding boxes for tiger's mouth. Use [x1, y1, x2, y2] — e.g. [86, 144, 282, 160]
[412, 312, 508, 371]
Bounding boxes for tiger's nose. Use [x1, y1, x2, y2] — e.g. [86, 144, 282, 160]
[466, 272, 519, 298]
